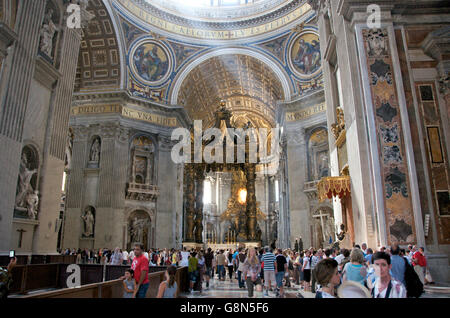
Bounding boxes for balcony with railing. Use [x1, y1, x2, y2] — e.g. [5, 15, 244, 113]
[126, 182, 159, 202]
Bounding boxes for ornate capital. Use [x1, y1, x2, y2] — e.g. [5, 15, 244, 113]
[72, 125, 89, 141]
[307, 0, 330, 15]
[158, 135, 175, 152]
[285, 128, 306, 146]
[438, 75, 450, 95]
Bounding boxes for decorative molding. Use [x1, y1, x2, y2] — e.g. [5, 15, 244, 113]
[34, 55, 61, 89]
[0, 22, 17, 57]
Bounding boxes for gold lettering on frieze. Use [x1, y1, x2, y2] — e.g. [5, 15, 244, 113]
[71, 104, 122, 115]
[117, 0, 311, 40]
[71, 104, 177, 127]
[121, 107, 178, 127]
[286, 102, 326, 122]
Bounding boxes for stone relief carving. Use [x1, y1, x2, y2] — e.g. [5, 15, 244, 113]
[26, 190, 39, 219]
[331, 107, 345, 140]
[81, 206, 95, 237]
[15, 149, 40, 220]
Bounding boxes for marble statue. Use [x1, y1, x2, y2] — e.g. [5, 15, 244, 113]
[26, 190, 39, 219]
[324, 216, 335, 244]
[40, 9, 57, 58]
[81, 207, 95, 237]
[89, 138, 100, 162]
[15, 153, 37, 209]
[131, 217, 148, 243]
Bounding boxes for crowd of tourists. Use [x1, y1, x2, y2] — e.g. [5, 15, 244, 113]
[58, 242, 432, 299]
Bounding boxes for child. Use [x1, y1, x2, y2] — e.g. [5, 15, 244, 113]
[123, 269, 137, 298]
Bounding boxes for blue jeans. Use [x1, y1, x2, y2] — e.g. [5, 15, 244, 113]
[276, 272, 285, 288]
[217, 265, 225, 279]
[238, 271, 245, 288]
[136, 283, 149, 298]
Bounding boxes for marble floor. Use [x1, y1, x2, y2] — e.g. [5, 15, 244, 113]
[179, 276, 301, 298]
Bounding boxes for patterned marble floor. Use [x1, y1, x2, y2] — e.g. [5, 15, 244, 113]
[180, 276, 301, 298]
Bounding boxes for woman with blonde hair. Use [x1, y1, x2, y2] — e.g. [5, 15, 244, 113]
[342, 248, 367, 286]
[243, 248, 263, 298]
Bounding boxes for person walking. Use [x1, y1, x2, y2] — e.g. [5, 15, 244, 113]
[243, 248, 263, 298]
[188, 251, 199, 294]
[261, 246, 276, 297]
[275, 248, 288, 297]
[204, 248, 214, 290]
[237, 248, 247, 289]
[302, 250, 311, 292]
[216, 250, 227, 281]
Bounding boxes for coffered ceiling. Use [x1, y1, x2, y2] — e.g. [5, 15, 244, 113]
[177, 54, 284, 128]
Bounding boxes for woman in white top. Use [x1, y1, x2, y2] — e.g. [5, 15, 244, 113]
[370, 252, 406, 298]
[302, 250, 311, 291]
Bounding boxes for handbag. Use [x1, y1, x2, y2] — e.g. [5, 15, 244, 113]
[425, 268, 433, 284]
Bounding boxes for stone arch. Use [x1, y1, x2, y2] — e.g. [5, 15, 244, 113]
[306, 125, 329, 181]
[124, 207, 155, 250]
[75, 0, 123, 92]
[14, 143, 40, 218]
[169, 47, 294, 105]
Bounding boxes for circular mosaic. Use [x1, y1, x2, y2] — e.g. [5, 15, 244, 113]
[129, 40, 172, 86]
[288, 31, 322, 79]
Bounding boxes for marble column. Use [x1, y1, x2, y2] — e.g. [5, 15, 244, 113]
[184, 164, 195, 242]
[245, 164, 257, 241]
[0, 0, 46, 254]
[194, 166, 204, 243]
[33, 24, 83, 254]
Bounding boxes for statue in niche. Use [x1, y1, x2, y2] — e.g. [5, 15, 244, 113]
[89, 138, 100, 163]
[130, 216, 148, 243]
[15, 153, 38, 209]
[81, 206, 95, 237]
[318, 153, 329, 178]
[324, 216, 335, 244]
[26, 190, 39, 219]
[39, 9, 57, 58]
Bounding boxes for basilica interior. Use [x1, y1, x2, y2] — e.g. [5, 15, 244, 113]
[0, 0, 449, 284]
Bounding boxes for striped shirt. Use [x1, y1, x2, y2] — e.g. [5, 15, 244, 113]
[261, 252, 276, 271]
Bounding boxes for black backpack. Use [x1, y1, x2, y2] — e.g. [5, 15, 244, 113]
[403, 257, 424, 298]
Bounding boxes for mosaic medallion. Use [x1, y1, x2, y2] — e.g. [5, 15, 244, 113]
[129, 40, 172, 86]
[288, 31, 322, 79]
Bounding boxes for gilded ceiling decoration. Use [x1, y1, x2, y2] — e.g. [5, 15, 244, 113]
[75, 0, 121, 92]
[115, 0, 311, 41]
[177, 54, 283, 128]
